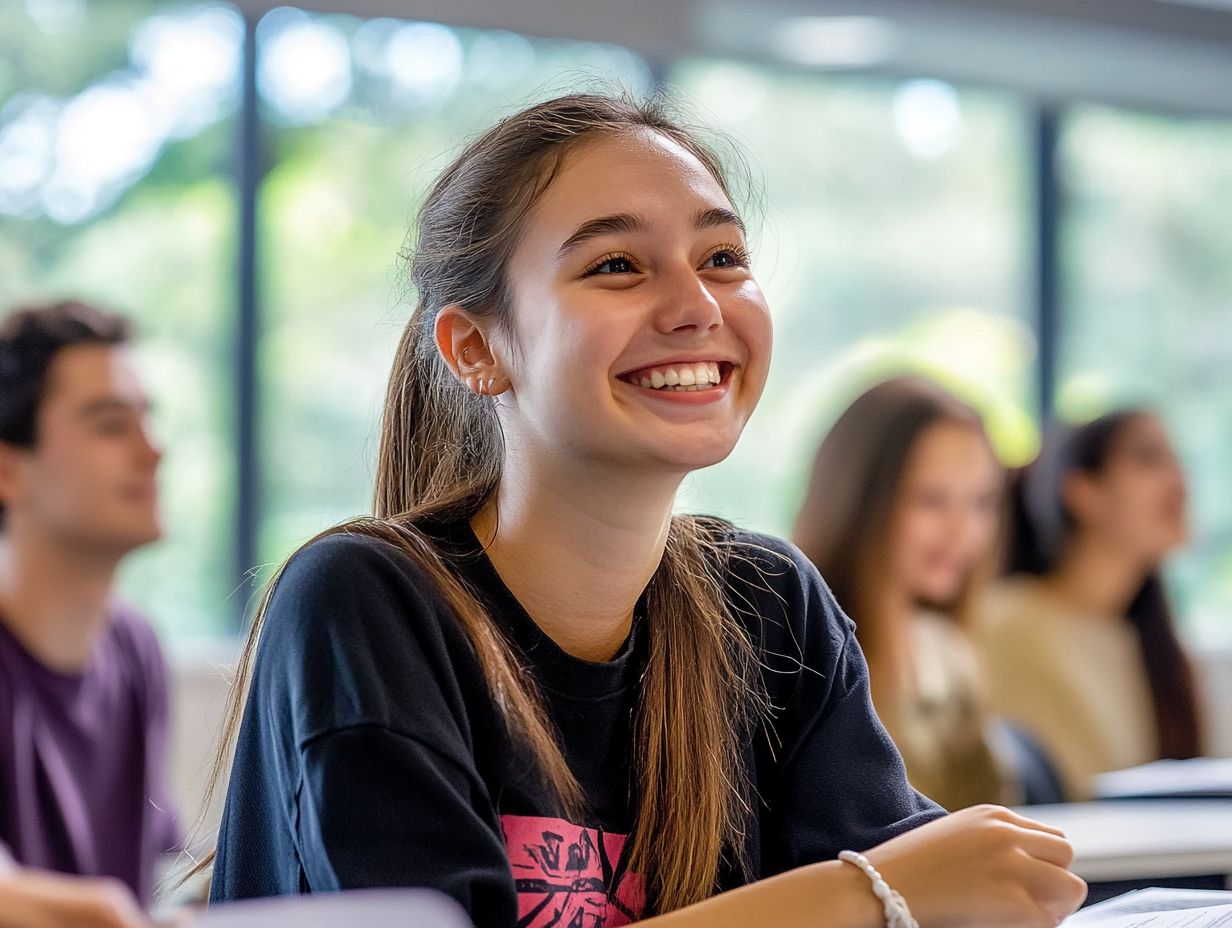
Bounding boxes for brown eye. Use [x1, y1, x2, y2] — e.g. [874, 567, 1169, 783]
[585, 254, 637, 276]
[95, 417, 130, 437]
[703, 245, 751, 270]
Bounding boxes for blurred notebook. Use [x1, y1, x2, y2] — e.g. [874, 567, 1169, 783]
[1094, 758, 1232, 800]
[1063, 888, 1232, 928]
[192, 890, 471, 928]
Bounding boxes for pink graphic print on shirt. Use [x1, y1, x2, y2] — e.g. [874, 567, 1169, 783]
[501, 814, 645, 928]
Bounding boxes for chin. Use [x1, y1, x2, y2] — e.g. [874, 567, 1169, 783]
[657, 447, 738, 473]
[647, 428, 744, 471]
[915, 579, 964, 610]
[116, 518, 163, 552]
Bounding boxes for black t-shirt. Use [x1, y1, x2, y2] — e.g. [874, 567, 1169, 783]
[211, 521, 942, 925]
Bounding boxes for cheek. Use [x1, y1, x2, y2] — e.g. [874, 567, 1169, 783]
[26, 461, 94, 518]
[893, 509, 938, 570]
[46, 439, 122, 492]
[1113, 477, 1168, 527]
[967, 510, 1000, 555]
[744, 297, 774, 373]
[726, 283, 771, 348]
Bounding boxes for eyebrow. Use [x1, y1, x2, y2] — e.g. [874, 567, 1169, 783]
[557, 213, 646, 259]
[76, 397, 150, 419]
[694, 206, 747, 237]
[555, 207, 747, 260]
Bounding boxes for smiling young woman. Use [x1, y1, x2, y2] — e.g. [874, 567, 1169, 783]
[204, 94, 1086, 928]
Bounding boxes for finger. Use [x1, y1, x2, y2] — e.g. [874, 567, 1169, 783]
[1042, 870, 1088, 925]
[994, 807, 1068, 840]
[1012, 827, 1075, 869]
[1019, 857, 1088, 925]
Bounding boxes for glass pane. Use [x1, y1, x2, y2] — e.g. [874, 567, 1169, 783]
[0, 0, 241, 639]
[667, 61, 1035, 535]
[256, 7, 654, 569]
[1059, 105, 1232, 644]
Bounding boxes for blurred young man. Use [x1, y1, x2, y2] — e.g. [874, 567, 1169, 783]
[0, 300, 178, 907]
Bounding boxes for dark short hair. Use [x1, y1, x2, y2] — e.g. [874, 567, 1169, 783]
[0, 299, 132, 526]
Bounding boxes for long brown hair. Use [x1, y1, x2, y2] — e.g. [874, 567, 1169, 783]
[1006, 410, 1202, 759]
[790, 376, 997, 663]
[197, 93, 766, 914]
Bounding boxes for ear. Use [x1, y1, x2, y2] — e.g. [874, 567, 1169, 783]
[0, 442, 24, 517]
[433, 306, 510, 397]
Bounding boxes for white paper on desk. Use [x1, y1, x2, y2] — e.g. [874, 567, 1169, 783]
[1064, 890, 1232, 928]
[1095, 758, 1232, 799]
[191, 889, 471, 927]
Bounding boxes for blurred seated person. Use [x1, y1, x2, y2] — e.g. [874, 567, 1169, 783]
[792, 376, 1020, 810]
[0, 842, 150, 928]
[980, 410, 1204, 800]
[0, 300, 178, 904]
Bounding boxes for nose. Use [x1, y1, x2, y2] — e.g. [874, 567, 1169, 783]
[653, 265, 723, 335]
[138, 422, 163, 469]
[943, 507, 971, 550]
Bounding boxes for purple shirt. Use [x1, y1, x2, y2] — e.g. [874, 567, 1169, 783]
[0, 603, 179, 904]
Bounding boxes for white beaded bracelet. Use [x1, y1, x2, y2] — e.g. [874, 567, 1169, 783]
[838, 850, 919, 928]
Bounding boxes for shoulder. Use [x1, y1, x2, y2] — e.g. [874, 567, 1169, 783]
[713, 526, 820, 591]
[978, 576, 1055, 637]
[257, 527, 477, 668]
[276, 529, 423, 593]
[265, 529, 454, 638]
[253, 528, 487, 737]
[106, 602, 169, 684]
[976, 576, 1070, 669]
[709, 524, 853, 672]
[720, 527, 842, 618]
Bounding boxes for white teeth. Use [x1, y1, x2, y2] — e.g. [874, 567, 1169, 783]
[627, 361, 726, 390]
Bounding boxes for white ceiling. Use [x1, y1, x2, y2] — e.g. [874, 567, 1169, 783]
[230, 0, 1232, 115]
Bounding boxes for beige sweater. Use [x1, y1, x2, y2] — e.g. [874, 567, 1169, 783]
[977, 577, 1157, 800]
[875, 613, 1018, 811]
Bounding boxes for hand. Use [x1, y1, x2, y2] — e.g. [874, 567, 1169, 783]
[864, 805, 1087, 928]
[0, 868, 151, 928]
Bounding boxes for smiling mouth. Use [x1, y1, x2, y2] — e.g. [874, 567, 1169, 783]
[617, 360, 735, 392]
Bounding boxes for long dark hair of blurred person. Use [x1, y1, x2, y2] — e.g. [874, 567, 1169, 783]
[792, 376, 1018, 811]
[985, 410, 1202, 798]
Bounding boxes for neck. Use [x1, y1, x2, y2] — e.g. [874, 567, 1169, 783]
[1046, 532, 1148, 620]
[472, 453, 680, 663]
[0, 528, 120, 673]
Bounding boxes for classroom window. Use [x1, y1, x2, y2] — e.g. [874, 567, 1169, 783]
[0, 0, 240, 639]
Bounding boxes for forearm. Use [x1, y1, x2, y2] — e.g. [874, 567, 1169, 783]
[0, 870, 149, 928]
[635, 859, 883, 928]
